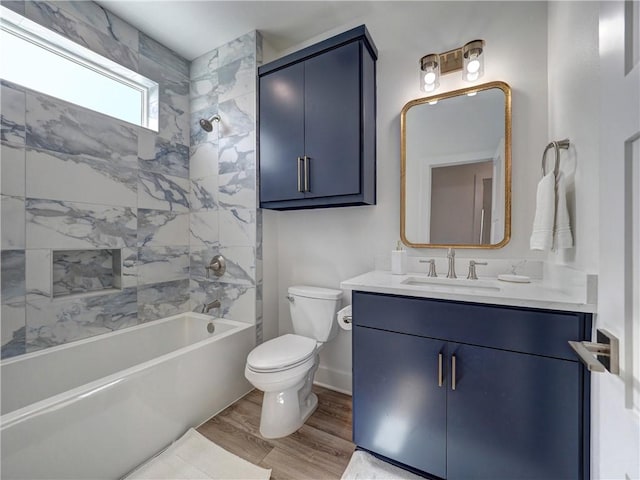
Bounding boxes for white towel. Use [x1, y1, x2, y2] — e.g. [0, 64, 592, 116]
[553, 171, 573, 249]
[530, 172, 555, 251]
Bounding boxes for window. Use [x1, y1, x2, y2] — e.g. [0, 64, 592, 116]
[0, 6, 158, 130]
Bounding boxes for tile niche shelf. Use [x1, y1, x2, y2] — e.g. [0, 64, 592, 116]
[52, 249, 123, 298]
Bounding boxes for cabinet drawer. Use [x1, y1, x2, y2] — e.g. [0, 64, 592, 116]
[352, 291, 587, 361]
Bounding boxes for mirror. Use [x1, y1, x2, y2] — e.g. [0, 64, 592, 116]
[401, 81, 511, 248]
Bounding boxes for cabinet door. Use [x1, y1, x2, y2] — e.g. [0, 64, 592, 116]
[259, 62, 305, 203]
[304, 42, 361, 198]
[447, 343, 583, 480]
[353, 326, 447, 478]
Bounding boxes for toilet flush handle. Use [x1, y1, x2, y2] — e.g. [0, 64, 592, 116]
[286, 294, 295, 303]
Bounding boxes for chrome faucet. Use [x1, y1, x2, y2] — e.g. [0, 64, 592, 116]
[202, 299, 221, 314]
[419, 258, 437, 277]
[466, 260, 488, 280]
[447, 248, 456, 279]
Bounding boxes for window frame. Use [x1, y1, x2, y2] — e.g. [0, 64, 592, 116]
[0, 6, 158, 131]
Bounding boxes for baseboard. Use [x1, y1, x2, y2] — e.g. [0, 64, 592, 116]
[314, 365, 352, 395]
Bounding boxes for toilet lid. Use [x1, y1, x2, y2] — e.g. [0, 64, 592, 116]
[247, 334, 316, 372]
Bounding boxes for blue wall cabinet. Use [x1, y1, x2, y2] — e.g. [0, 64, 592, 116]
[352, 291, 592, 480]
[258, 26, 377, 210]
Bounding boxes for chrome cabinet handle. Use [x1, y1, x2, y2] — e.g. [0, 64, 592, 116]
[438, 353, 443, 387]
[297, 157, 303, 192]
[303, 155, 310, 192]
[451, 354, 457, 391]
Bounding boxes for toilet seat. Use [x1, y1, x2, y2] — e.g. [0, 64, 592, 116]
[246, 334, 316, 373]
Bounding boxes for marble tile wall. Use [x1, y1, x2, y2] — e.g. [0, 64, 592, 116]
[0, 1, 262, 358]
[0, 1, 192, 357]
[189, 31, 263, 343]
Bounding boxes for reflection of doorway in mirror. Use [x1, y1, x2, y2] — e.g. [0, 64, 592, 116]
[429, 160, 493, 245]
[491, 138, 505, 244]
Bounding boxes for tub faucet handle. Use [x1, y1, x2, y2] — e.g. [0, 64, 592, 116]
[466, 260, 488, 280]
[205, 255, 226, 278]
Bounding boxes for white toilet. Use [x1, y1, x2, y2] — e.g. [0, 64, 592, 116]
[245, 285, 342, 439]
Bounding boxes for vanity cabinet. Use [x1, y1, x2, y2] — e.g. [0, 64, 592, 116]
[352, 291, 591, 480]
[258, 25, 377, 210]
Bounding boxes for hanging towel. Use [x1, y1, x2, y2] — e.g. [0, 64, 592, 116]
[530, 171, 556, 251]
[553, 171, 574, 249]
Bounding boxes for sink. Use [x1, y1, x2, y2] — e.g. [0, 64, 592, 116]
[401, 276, 501, 292]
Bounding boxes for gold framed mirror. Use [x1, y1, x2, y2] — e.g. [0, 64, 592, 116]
[401, 81, 511, 249]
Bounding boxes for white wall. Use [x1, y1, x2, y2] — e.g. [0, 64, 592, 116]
[547, 1, 600, 273]
[261, 1, 549, 392]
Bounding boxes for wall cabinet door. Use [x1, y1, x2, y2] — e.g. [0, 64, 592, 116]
[353, 326, 447, 478]
[446, 343, 583, 480]
[258, 62, 305, 203]
[304, 41, 361, 198]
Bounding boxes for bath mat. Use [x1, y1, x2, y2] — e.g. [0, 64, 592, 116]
[341, 450, 425, 480]
[125, 428, 271, 480]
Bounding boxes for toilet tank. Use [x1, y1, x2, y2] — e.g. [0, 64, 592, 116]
[288, 286, 342, 342]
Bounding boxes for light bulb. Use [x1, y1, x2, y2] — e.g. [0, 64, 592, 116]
[466, 71, 479, 82]
[420, 54, 440, 92]
[424, 72, 436, 85]
[462, 40, 485, 83]
[428, 100, 438, 105]
[466, 59, 480, 73]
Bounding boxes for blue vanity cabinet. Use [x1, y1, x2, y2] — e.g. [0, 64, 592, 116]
[352, 291, 591, 480]
[258, 25, 377, 210]
[446, 342, 582, 480]
[353, 326, 447, 478]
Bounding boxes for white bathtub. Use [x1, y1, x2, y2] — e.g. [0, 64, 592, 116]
[1, 313, 255, 479]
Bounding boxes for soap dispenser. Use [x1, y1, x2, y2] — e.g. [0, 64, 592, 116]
[391, 240, 407, 275]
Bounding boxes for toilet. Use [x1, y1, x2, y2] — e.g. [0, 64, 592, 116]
[245, 285, 342, 439]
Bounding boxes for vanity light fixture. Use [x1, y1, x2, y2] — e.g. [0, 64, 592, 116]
[462, 40, 485, 82]
[419, 39, 486, 93]
[419, 53, 440, 92]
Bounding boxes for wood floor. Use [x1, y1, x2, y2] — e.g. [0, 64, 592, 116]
[197, 385, 355, 480]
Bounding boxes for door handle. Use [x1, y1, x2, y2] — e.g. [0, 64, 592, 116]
[303, 155, 310, 192]
[451, 354, 457, 391]
[438, 352, 443, 387]
[568, 329, 619, 374]
[297, 157, 303, 192]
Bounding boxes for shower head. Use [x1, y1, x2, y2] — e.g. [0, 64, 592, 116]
[199, 114, 221, 132]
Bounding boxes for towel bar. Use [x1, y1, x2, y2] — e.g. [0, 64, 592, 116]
[541, 138, 570, 177]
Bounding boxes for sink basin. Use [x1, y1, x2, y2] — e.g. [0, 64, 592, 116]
[401, 276, 501, 292]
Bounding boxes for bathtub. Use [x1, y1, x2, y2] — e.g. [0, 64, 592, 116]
[1, 313, 255, 479]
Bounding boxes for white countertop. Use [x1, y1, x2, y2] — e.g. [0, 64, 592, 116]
[340, 270, 597, 313]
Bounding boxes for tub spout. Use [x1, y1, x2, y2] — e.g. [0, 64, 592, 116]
[202, 299, 221, 314]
